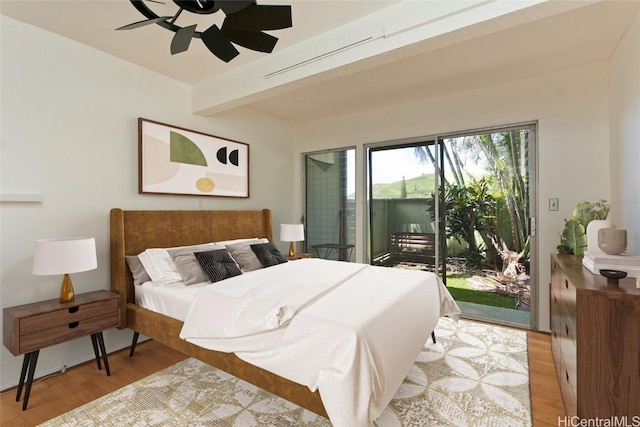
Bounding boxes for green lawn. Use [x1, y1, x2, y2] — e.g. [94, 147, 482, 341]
[443, 273, 516, 309]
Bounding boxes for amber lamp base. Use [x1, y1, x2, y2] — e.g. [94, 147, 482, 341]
[288, 242, 296, 258]
[59, 273, 75, 303]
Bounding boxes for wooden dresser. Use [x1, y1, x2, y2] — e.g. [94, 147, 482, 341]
[550, 255, 640, 418]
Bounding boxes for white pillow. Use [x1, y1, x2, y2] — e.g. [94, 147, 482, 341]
[225, 238, 269, 272]
[138, 243, 218, 285]
[215, 237, 265, 247]
[138, 249, 181, 285]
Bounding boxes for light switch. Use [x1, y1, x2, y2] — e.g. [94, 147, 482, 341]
[549, 198, 559, 211]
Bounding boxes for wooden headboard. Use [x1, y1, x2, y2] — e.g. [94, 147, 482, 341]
[109, 208, 273, 327]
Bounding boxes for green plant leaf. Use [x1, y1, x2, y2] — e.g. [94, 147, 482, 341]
[560, 219, 587, 255]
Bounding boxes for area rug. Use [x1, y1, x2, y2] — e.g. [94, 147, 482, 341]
[39, 318, 531, 427]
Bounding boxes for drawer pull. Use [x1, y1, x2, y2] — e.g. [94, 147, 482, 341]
[68, 306, 79, 314]
[565, 279, 568, 289]
[565, 325, 569, 336]
[68, 321, 80, 329]
[566, 371, 569, 383]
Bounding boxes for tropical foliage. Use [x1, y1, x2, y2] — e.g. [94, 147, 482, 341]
[416, 129, 530, 267]
[428, 179, 497, 268]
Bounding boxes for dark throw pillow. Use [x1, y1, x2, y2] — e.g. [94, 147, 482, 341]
[194, 249, 242, 283]
[250, 243, 288, 267]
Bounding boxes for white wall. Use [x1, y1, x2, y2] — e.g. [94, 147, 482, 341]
[0, 17, 296, 389]
[296, 63, 612, 332]
[609, 10, 640, 254]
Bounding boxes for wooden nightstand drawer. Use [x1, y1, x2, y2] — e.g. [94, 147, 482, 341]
[20, 312, 118, 354]
[3, 290, 120, 356]
[20, 299, 118, 335]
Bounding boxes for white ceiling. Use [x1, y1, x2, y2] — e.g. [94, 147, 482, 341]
[2, 0, 639, 124]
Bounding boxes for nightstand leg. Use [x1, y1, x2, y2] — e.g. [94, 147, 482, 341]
[17, 350, 39, 410]
[129, 331, 140, 357]
[16, 352, 31, 402]
[95, 332, 110, 376]
[90, 333, 102, 370]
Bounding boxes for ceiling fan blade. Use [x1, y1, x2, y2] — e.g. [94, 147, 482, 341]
[217, 1, 255, 15]
[224, 4, 292, 31]
[171, 24, 196, 54]
[201, 25, 240, 62]
[116, 16, 172, 30]
[220, 25, 278, 53]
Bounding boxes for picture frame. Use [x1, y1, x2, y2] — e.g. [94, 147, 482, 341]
[138, 118, 249, 198]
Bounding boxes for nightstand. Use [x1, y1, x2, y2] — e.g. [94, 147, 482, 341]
[288, 253, 312, 260]
[3, 290, 120, 410]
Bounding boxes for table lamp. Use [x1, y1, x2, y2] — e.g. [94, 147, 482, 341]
[280, 224, 304, 258]
[32, 237, 97, 303]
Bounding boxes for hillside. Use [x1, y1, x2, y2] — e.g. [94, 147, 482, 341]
[372, 174, 437, 199]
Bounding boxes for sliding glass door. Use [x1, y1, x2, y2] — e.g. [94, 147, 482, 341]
[366, 124, 536, 329]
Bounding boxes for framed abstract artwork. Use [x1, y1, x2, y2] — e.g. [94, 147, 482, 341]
[138, 118, 249, 198]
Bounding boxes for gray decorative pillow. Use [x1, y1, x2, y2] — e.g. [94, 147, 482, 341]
[226, 239, 268, 272]
[194, 249, 242, 283]
[125, 255, 151, 286]
[250, 243, 288, 267]
[168, 243, 223, 285]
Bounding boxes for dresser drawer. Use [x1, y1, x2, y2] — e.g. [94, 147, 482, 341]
[560, 353, 578, 417]
[19, 312, 118, 354]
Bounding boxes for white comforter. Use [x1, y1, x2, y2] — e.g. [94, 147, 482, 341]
[180, 258, 460, 427]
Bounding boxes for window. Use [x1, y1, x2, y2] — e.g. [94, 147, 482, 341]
[304, 148, 355, 261]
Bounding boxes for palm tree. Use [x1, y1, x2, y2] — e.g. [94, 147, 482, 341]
[415, 130, 529, 256]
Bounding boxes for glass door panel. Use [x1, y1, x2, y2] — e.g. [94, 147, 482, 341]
[304, 149, 355, 262]
[368, 142, 445, 275]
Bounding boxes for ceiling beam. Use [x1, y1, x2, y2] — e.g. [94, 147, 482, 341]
[191, 0, 595, 117]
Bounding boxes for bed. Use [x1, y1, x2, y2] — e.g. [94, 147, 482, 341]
[110, 208, 459, 427]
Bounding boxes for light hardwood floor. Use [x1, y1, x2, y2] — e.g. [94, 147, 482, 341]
[1, 332, 565, 427]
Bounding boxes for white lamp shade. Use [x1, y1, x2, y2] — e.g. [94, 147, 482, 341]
[280, 224, 304, 242]
[33, 237, 97, 275]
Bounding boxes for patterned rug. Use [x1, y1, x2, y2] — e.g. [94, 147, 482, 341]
[39, 318, 531, 427]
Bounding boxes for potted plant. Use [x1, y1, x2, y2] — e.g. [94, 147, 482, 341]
[557, 199, 610, 256]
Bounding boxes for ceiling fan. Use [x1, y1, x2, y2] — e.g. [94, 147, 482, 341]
[116, 0, 292, 62]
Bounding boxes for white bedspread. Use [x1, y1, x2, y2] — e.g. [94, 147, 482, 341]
[180, 259, 460, 427]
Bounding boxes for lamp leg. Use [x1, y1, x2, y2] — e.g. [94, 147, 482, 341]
[59, 273, 74, 303]
[289, 242, 295, 258]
